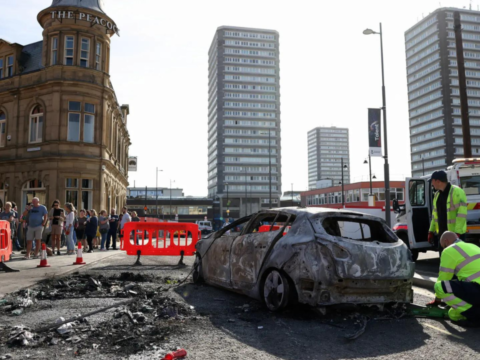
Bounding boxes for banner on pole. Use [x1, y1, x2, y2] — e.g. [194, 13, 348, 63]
[368, 108, 382, 157]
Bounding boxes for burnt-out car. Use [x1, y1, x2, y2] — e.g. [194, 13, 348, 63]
[193, 207, 415, 311]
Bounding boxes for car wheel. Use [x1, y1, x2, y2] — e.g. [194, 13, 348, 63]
[263, 269, 290, 311]
[192, 254, 204, 284]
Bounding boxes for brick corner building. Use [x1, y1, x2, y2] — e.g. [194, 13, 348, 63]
[0, 0, 130, 212]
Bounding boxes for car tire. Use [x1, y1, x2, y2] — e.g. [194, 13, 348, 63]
[262, 269, 291, 312]
[192, 254, 204, 284]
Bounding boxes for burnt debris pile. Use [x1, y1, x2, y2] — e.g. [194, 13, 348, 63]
[0, 273, 196, 356]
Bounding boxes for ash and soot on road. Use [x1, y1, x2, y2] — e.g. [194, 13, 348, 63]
[0, 258, 479, 360]
[0, 272, 196, 358]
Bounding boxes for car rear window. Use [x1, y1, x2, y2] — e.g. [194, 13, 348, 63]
[320, 217, 397, 243]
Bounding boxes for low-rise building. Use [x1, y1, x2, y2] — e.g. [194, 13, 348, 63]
[301, 181, 406, 220]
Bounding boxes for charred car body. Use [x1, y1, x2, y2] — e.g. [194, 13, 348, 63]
[194, 207, 415, 311]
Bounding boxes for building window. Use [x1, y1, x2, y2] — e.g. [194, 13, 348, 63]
[81, 179, 93, 210]
[66, 190, 78, 208]
[29, 105, 43, 144]
[66, 178, 78, 188]
[0, 58, 3, 79]
[0, 111, 5, 148]
[65, 36, 74, 65]
[80, 38, 90, 67]
[84, 103, 95, 143]
[68, 101, 81, 142]
[95, 43, 102, 70]
[7, 56, 13, 77]
[51, 37, 58, 65]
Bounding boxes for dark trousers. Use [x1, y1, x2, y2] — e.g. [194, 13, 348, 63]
[106, 230, 117, 249]
[442, 280, 480, 322]
[87, 235, 94, 252]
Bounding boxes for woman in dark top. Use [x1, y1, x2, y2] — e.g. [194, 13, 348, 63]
[85, 209, 98, 253]
[76, 209, 88, 250]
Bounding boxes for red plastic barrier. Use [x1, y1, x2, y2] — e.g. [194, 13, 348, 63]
[0, 220, 12, 263]
[259, 225, 291, 235]
[121, 222, 199, 257]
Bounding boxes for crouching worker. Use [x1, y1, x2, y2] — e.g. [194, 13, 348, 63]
[432, 231, 480, 326]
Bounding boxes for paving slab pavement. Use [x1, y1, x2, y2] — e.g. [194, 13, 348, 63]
[0, 249, 120, 297]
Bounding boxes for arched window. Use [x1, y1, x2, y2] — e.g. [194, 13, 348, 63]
[0, 111, 6, 147]
[29, 105, 44, 143]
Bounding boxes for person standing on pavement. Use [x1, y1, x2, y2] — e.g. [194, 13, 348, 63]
[63, 203, 76, 255]
[75, 210, 87, 249]
[120, 206, 131, 239]
[11, 202, 22, 251]
[0, 202, 16, 250]
[85, 209, 98, 253]
[107, 208, 119, 250]
[49, 200, 65, 256]
[428, 170, 468, 247]
[430, 231, 480, 326]
[98, 210, 110, 251]
[25, 197, 48, 259]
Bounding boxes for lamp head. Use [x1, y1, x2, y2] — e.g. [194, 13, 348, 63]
[373, 175, 377, 179]
[363, 159, 368, 164]
[363, 28, 377, 35]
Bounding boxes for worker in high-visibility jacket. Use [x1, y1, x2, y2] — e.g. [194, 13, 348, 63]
[432, 232, 480, 325]
[428, 170, 467, 245]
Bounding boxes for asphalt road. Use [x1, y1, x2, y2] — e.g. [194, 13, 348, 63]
[416, 250, 441, 277]
[2, 252, 479, 360]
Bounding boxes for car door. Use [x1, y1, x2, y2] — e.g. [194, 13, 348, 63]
[406, 178, 431, 249]
[230, 212, 288, 289]
[203, 216, 251, 288]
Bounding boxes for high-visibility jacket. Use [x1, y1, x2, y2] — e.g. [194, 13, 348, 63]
[429, 185, 467, 235]
[437, 240, 480, 285]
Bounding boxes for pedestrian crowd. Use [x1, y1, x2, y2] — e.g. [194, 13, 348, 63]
[0, 198, 133, 260]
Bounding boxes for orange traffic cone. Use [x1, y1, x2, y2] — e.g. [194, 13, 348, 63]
[37, 243, 51, 268]
[73, 242, 86, 265]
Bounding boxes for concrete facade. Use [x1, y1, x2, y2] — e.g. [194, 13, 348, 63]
[207, 26, 282, 220]
[405, 8, 480, 177]
[0, 0, 130, 212]
[308, 127, 350, 190]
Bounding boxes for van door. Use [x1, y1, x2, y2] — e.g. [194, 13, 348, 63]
[406, 178, 431, 250]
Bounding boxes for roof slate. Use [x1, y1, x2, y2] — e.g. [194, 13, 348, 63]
[48, 0, 105, 14]
[20, 41, 44, 74]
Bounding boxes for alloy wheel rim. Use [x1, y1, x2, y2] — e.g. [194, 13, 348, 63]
[264, 270, 284, 310]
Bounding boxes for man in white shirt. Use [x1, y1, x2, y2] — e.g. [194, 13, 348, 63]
[120, 206, 131, 230]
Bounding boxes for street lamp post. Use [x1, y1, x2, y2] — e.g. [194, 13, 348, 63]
[155, 168, 163, 218]
[244, 168, 248, 216]
[364, 155, 373, 195]
[340, 158, 348, 207]
[268, 131, 272, 208]
[225, 182, 229, 220]
[364, 23, 391, 226]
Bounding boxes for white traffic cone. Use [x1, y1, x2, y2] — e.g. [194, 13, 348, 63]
[37, 243, 51, 268]
[72, 242, 86, 265]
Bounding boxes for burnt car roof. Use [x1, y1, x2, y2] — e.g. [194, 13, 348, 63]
[260, 207, 374, 219]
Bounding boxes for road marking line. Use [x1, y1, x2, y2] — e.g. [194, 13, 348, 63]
[423, 323, 464, 339]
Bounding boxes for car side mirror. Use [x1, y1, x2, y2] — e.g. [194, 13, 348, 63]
[392, 199, 400, 212]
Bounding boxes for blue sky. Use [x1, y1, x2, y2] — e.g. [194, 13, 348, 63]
[1, 0, 475, 195]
